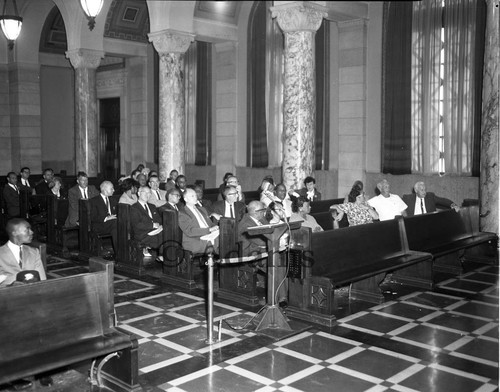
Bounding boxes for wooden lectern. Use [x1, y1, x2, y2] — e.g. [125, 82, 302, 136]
[247, 220, 301, 332]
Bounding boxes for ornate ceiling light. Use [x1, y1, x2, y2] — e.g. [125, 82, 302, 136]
[80, 0, 104, 31]
[0, 0, 22, 50]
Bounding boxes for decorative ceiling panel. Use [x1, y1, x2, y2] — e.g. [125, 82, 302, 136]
[194, 1, 241, 25]
[104, 0, 150, 43]
[39, 6, 67, 54]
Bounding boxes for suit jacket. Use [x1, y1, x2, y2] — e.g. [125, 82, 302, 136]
[129, 202, 162, 241]
[18, 178, 34, 192]
[89, 194, 118, 233]
[66, 184, 99, 227]
[35, 180, 51, 195]
[148, 189, 167, 207]
[0, 243, 46, 287]
[2, 184, 20, 218]
[238, 214, 268, 257]
[197, 199, 213, 214]
[158, 202, 182, 215]
[211, 200, 246, 222]
[298, 188, 322, 202]
[403, 192, 455, 216]
[178, 205, 217, 254]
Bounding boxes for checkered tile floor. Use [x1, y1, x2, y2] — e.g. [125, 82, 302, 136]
[18, 257, 500, 392]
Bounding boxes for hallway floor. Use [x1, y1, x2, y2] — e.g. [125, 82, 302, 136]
[1, 254, 498, 392]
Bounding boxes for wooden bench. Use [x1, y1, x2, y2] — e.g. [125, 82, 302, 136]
[115, 203, 147, 276]
[161, 209, 210, 289]
[403, 207, 499, 274]
[0, 260, 141, 392]
[46, 196, 79, 255]
[309, 198, 344, 214]
[462, 205, 498, 263]
[310, 211, 335, 230]
[287, 218, 433, 327]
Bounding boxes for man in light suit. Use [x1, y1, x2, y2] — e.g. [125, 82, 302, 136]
[65, 172, 99, 227]
[178, 188, 219, 255]
[2, 172, 21, 219]
[147, 175, 167, 208]
[238, 201, 268, 257]
[89, 181, 118, 253]
[130, 186, 163, 258]
[0, 218, 46, 287]
[403, 181, 459, 216]
[210, 185, 246, 223]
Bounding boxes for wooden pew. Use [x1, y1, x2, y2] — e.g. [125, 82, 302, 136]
[115, 203, 146, 276]
[462, 205, 498, 263]
[243, 190, 260, 203]
[203, 188, 220, 202]
[309, 198, 344, 214]
[403, 208, 499, 274]
[217, 217, 262, 305]
[286, 218, 433, 327]
[161, 209, 209, 289]
[310, 211, 335, 231]
[0, 262, 141, 392]
[46, 196, 79, 255]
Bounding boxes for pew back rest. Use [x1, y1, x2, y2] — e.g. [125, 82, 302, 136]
[0, 271, 110, 361]
[162, 209, 183, 261]
[311, 219, 406, 277]
[310, 211, 334, 231]
[310, 198, 344, 214]
[403, 209, 469, 251]
[116, 203, 132, 263]
[219, 217, 239, 258]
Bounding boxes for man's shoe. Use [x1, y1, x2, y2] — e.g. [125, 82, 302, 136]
[10, 379, 32, 390]
[38, 376, 53, 387]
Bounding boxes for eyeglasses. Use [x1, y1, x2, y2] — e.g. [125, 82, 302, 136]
[255, 208, 266, 212]
[171, 194, 181, 197]
[227, 193, 238, 196]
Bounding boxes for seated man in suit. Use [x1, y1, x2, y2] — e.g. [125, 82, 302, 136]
[130, 186, 163, 258]
[148, 175, 167, 207]
[165, 169, 178, 191]
[65, 171, 99, 227]
[238, 201, 268, 257]
[178, 188, 219, 255]
[158, 187, 183, 214]
[89, 181, 118, 255]
[18, 167, 35, 194]
[3, 172, 20, 219]
[34, 168, 54, 195]
[210, 185, 246, 223]
[217, 175, 245, 203]
[298, 176, 321, 203]
[0, 218, 46, 287]
[193, 184, 212, 212]
[403, 181, 459, 216]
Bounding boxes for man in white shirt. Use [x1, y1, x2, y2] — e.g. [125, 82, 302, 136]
[148, 175, 167, 207]
[65, 172, 99, 227]
[367, 179, 407, 221]
[18, 167, 34, 193]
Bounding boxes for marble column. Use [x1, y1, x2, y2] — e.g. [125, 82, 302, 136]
[66, 49, 103, 177]
[480, 0, 499, 234]
[271, 2, 327, 191]
[149, 30, 194, 181]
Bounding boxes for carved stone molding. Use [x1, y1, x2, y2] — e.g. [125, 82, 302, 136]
[271, 2, 328, 33]
[65, 49, 104, 70]
[148, 29, 195, 55]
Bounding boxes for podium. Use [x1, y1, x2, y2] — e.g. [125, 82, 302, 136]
[247, 220, 302, 332]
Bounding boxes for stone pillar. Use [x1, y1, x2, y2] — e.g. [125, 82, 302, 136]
[149, 30, 194, 181]
[66, 49, 103, 177]
[271, 2, 327, 191]
[480, 0, 499, 234]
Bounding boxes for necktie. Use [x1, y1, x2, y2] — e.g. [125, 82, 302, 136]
[19, 246, 22, 268]
[156, 191, 161, 200]
[420, 198, 425, 214]
[230, 204, 234, 219]
[84, 189, 88, 199]
[105, 197, 111, 215]
[193, 206, 208, 228]
[144, 203, 152, 219]
[14, 185, 19, 193]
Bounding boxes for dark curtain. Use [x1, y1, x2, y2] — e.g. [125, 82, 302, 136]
[195, 41, 212, 166]
[471, 0, 486, 177]
[246, 1, 269, 167]
[381, 2, 413, 174]
[315, 20, 330, 170]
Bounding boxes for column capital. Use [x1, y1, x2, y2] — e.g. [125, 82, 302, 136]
[65, 49, 104, 70]
[271, 1, 328, 33]
[148, 29, 195, 55]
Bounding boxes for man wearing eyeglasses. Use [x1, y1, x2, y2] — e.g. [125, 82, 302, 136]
[158, 188, 183, 213]
[210, 185, 246, 223]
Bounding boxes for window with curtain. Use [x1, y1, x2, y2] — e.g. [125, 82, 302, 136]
[382, 0, 485, 176]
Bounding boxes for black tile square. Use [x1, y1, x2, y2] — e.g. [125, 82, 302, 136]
[453, 301, 499, 320]
[426, 312, 488, 333]
[162, 325, 215, 351]
[140, 293, 196, 310]
[440, 279, 491, 293]
[173, 368, 266, 392]
[397, 324, 461, 347]
[407, 292, 462, 308]
[116, 303, 157, 322]
[290, 368, 376, 392]
[378, 302, 437, 320]
[127, 313, 191, 335]
[342, 312, 409, 334]
[454, 337, 499, 363]
[399, 365, 485, 391]
[173, 302, 236, 322]
[465, 272, 499, 285]
[138, 340, 187, 369]
[281, 333, 356, 361]
[115, 280, 152, 295]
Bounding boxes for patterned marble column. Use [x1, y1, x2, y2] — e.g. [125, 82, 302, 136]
[66, 49, 103, 177]
[149, 30, 194, 181]
[480, 0, 499, 234]
[271, 2, 327, 191]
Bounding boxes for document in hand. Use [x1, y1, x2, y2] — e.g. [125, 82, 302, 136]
[200, 230, 219, 244]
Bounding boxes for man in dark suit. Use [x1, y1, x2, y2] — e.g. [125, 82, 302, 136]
[89, 181, 118, 254]
[178, 188, 219, 255]
[238, 201, 268, 257]
[194, 184, 213, 213]
[34, 168, 54, 195]
[130, 186, 163, 258]
[210, 186, 246, 223]
[403, 181, 459, 216]
[65, 172, 99, 227]
[2, 172, 20, 219]
[158, 187, 182, 214]
[18, 167, 34, 193]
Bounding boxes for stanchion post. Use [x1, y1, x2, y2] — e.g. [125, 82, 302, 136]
[205, 253, 217, 344]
